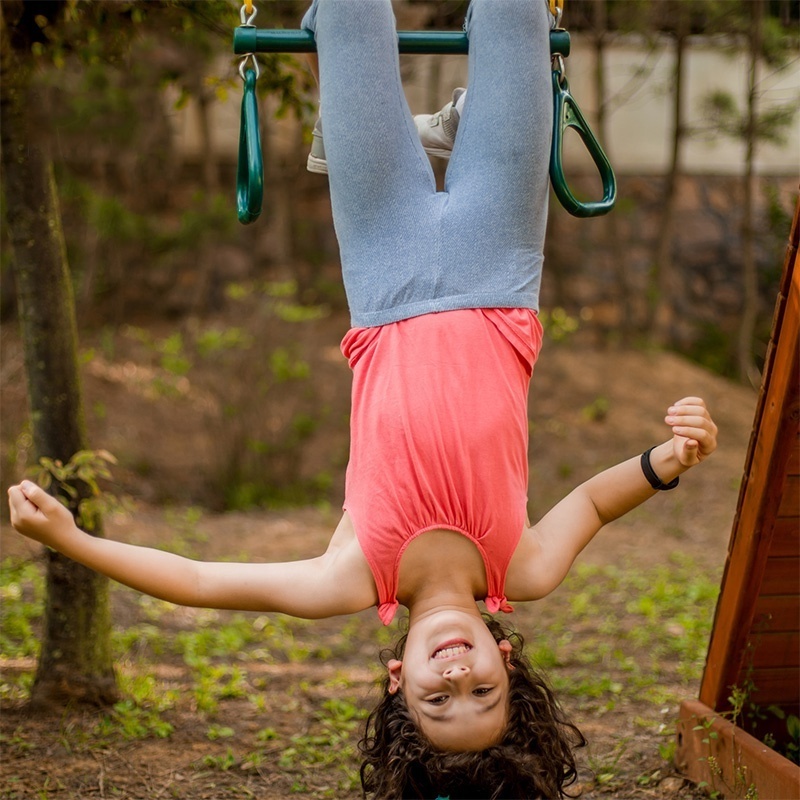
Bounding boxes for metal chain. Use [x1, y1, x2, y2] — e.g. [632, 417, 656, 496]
[549, 0, 563, 28]
[238, 2, 259, 81]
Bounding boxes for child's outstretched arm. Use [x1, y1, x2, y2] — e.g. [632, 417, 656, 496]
[7, 482, 375, 619]
[512, 397, 718, 601]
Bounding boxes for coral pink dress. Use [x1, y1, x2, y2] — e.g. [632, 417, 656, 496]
[341, 308, 543, 624]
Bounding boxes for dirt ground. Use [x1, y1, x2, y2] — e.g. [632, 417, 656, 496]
[0, 312, 759, 799]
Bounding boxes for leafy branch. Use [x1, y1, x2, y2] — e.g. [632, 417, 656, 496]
[32, 449, 131, 531]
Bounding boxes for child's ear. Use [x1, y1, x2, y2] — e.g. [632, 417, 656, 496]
[498, 639, 514, 670]
[387, 659, 403, 694]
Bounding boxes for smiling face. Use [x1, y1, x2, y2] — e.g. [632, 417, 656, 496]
[387, 610, 513, 751]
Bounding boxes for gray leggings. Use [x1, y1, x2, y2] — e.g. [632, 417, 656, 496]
[302, 0, 553, 328]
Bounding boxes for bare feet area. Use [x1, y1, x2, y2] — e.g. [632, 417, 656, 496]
[1, 315, 757, 799]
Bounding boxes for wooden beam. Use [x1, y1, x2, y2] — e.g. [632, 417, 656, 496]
[778, 474, 800, 518]
[752, 594, 800, 633]
[745, 666, 800, 705]
[771, 517, 800, 558]
[747, 632, 800, 668]
[676, 699, 800, 800]
[700, 196, 800, 712]
[760, 555, 800, 595]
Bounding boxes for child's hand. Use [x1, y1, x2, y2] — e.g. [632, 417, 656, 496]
[7, 481, 78, 549]
[664, 397, 718, 467]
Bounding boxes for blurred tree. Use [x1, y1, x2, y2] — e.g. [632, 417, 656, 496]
[558, 0, 796, 361]
[694, 0, 798, 382]
[586, 0, 647, 342]
[740, 0, 767, 386]
[0, 0, 307, 706]
[3, 0, 312, 320]
[648, 0, 693, 345]
[1, 0, 118, 707]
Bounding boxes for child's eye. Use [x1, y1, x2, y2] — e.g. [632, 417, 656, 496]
[473, 687, 493, 696]
[426, 695, 448, 705]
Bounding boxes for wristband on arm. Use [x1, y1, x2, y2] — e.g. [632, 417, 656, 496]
[640, 446, 680, 491]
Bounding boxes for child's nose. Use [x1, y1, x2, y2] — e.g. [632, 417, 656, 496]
[442, 664, 470, 681]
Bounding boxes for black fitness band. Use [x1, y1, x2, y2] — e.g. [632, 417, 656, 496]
[641, 446, 680, 491]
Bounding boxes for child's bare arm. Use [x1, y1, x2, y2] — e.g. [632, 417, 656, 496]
[8, 482, 375, 619]
[511, 398, 718, 600]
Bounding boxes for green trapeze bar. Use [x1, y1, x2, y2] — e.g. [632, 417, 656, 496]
[234, 27, 571, 57]
[233, 24, 617, 221]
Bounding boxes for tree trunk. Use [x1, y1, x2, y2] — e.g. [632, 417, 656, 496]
[738, 0, 762, 385]
[197, 89, 219, 194]
[0, 3, 118, 708]
[593, 0, 633, 343]
[651, 8, 688, 344]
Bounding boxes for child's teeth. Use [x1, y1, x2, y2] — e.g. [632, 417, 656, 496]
[434, 644, 470, 658]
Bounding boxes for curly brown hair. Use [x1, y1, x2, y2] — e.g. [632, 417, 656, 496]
[359, 616, 585, 799]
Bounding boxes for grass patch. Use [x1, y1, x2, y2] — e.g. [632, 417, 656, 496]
[0, 559, 44, 659]
[538, 554, 719, 706]
[1, 549, 721, 797]
[1, 552, 719, 711]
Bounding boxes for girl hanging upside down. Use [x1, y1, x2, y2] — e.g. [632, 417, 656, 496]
[8, 1, 718, 798]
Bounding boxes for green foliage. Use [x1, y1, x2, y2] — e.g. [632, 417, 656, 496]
[113, 621, 168, 658]
[758, 705, 800, 765]
[681, 322, 737, 379]
[539, 307, 579, 342]
[588, 737, 631, 788]
[693, 0, 799, 147]
[581, 396, 610, 422]
[256, 726, 279, 742]
[692, 677, 798, 800]
[702, 90, 798, 146]
[319, 697, 369, 730]
[694, 709, 759, 800]
[785, 713, 800, 764]
[528, 641, 560, 670]
[96, 699, 174, 740]
[223, 472, 329, 511]
[157, 333, 191, 377]
[263, 280, 297, 299]
[161, 506, 207, 557]
[33, 449, 130, 531]
[175, 615, 261, 663]
[273, 301, 329, 324]
[206, 724, 235, 741]
[0, 545, 738, 795]
[269, 347, 310, 382]
[63, 179, 237, 254]
[547, 555, 719, 706]
[118, 303, 331, 510]
[31, 1, 310, 116]
[127, 325, 253, 385]
[199, 747, 238, 771]
[178, 193, 238, 246]
[765, 187, 791, 238]
[0, 560, 44, 659]
[658, 738, 677, 763]
[190, 663, 248, 715]
[36, 449, 113, 498]
[196, 327, 253, 357]
[93, 672, 176, 741]
[51, 62, 141, 148]
[761, 13, 800, 68]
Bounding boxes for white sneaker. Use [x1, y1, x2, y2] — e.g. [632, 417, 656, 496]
[306, 117, 328, 175]
[306, 87, 466, 174]
[414, 87, 464, 160]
